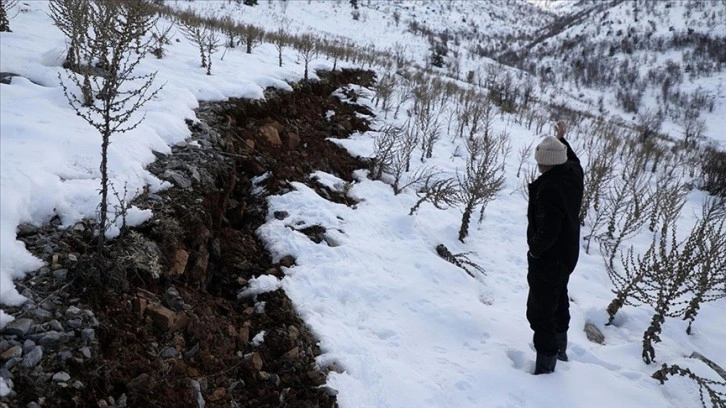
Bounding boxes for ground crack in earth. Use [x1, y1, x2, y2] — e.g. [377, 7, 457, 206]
[0, 69, 375, 408]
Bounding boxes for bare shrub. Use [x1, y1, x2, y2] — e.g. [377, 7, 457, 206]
[700, 146, 726, 199]
[295, 33, 317, 81]
[0, 0, 19, 32]
[49, 0, 91, 71]
[605, 198, 725, 364]
[456, 131, 509, 242]
[599, 159, 655, 267]
[652, 364, 726, 408]
[57, 0, 161, 252]
[409, 175, 458, 215]
[242, 23, 262, 54]
[178, 11, 220, 74]
[150, 22, 174, 59]
[372, 72, 396, 119]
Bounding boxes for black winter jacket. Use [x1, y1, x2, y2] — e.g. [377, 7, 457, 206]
[527, 138, 584, 273]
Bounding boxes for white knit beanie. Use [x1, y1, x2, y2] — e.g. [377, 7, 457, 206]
[535, 136, 567, 166]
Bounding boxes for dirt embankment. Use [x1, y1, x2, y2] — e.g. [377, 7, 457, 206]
[1, 69, 375, 408]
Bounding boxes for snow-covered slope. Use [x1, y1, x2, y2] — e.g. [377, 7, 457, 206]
[513, 0, 726, 144]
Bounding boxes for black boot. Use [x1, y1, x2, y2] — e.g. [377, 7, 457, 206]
[555, 332, 568, 362]
[533, 353, 557, 375]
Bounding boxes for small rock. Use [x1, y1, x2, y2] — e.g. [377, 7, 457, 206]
[169, 249, 189, 277]
[58, 350, 73, 361]
[128, 373, 150, 391]
[258, 371, 280, 386]
[16, 223, 40, 237]
[48, 319, 64, 332]
[26, 402, 40, 408]
[3, 318, 33, 337]
[52, 269, 68, 280]
[0, 368, 12, 380]
[237, 327, 250, 347]
[184, 343, 199, 360]
[584, 322, 605, 344]
[81, 328, 95, 343]
[67, 254, 78, 263]
[163, 170, 192, 189]
[0, 345, 22, 360]
[37, 331, 61, 346]
[39, 299, 58, 311]
[31, 308, 53, 320]
[282, 347, 299, 361]
[21, 346, 43, 368]
[4, 357, 22, 369]
[163, 286, 185, 312]
[80, 346, 92, 359]
[288, 326, 300, 341]
[65, 306, 81, 316]
[72, 380, 84, 389]
[279, 255, 296, 268]
[244, 352, 264, 371]
[273, 211, 289, 220]
[52, 371, 71, 382]
[208, 387, 226, 402]
[67, 318, 83, 329]
[22, 339, 36, 354]
[73, 223, 85, 232]
[160, 347, 178, 359]
[117, 393, 128, 408]
[260, 124, 282, 146]
[190, 379, 205, 408]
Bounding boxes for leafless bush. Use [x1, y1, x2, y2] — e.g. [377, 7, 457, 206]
[652, 364, 726, 408]
[416, 101, 443, 161]
[242, 23, 262, 54]
[372, 72, 396, 119]
[271, 27, 288, 67]
[150, 22, 174, 59]
[435, 244, 485, 278]
[57, 0, 161, 253]
[49, 0, 91, 71]
[515, 141, 534, 179]
[579, 135, 618, 252]
[636, 109, 664, 142]
[370, 125, 399, 181]
[605, 198, 725, 364]
[295, 33, 317, 81]
[682, 110, 708, 148]
[0, 0, 19, 32]
[700, 146, 726, 199]
[456, 131, 509, 242]
[178, 11, 220, 75]
[409, 175, 458, 215]
[599, 160, 655, 267]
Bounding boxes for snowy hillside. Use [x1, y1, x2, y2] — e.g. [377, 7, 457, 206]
[511, 0, 726, 144]
[1, 1, 725, 407]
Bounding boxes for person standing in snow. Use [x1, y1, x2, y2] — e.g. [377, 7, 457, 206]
[526, 122, 584, 375]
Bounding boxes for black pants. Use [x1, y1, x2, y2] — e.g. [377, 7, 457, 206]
[526, 257, 571, 356]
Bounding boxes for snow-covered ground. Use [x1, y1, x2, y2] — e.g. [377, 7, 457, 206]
[2, 1, 725, 406]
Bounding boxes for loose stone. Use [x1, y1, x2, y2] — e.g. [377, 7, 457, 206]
[52, 371, 71, 382]
[21, 346, 42, 368]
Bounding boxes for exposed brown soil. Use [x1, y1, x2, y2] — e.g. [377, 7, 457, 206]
[5, 69, 375, 408]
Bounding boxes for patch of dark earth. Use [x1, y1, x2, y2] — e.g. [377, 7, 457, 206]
[0, 69, 375, 408]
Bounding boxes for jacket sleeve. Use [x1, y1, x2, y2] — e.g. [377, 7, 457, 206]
[560, 138, 580, 164]
[528, 187, 564, 258]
